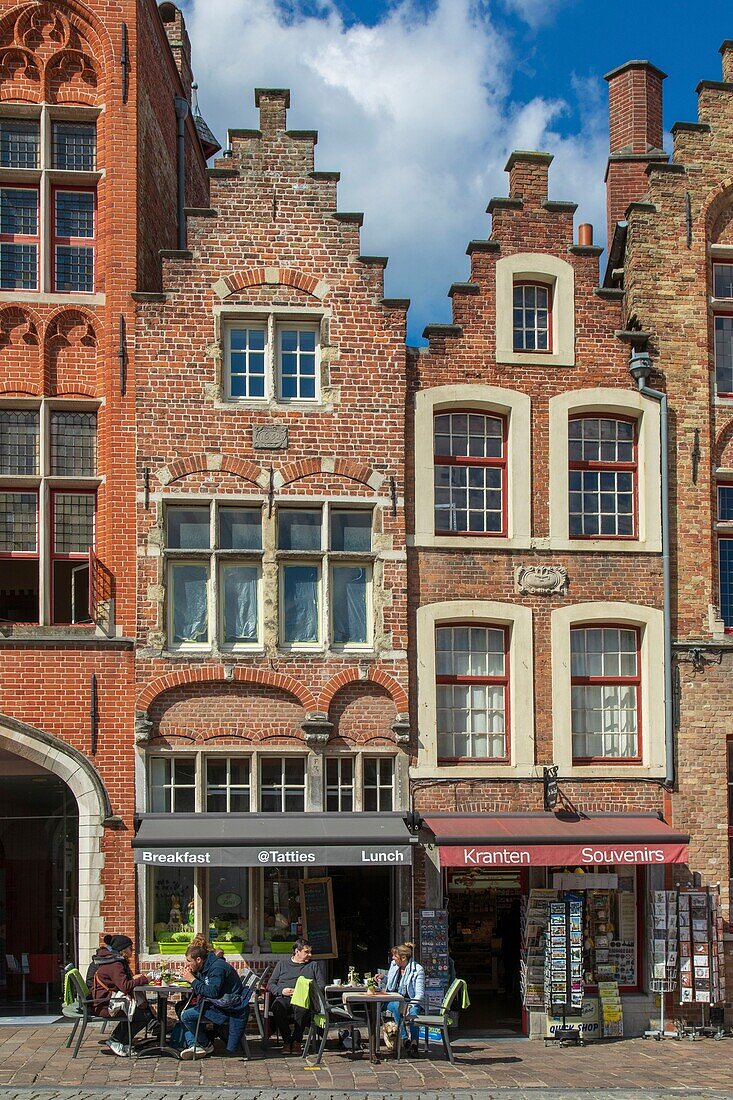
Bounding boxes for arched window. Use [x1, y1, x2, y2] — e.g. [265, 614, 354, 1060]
[436, 623, 509, 761]
[433, 411, 506, 535]
[568, 415, 637, 538]
[513, 281, 551, 352]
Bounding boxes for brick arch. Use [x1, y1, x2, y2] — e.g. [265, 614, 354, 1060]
[218, 267, 329, 300]
[278, 456, 380, 488]
[714, 419, 733, 468]
[318, 668, 408, 715]
[45, 306, 98, 396]
[137, 666, 317, 713]
[0, 305, 42, 394]
[702, 178, 733, 242]
[156, 453, 264, 486]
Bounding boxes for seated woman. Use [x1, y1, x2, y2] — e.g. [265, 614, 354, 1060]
[382, 942, 425, 1056]
[88, 934, 153, 1057]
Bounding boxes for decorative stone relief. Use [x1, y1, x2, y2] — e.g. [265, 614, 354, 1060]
[514, 564, 568, 596]
[392, 715, 410, 744]
[134, 711, 153, 744]
[253, 423, 289, 450]
[301, 715, 332, 745]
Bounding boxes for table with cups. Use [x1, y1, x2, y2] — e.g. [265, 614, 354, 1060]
[134, 972, 192, 1059]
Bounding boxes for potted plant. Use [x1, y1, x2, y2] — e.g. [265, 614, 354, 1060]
[269, 931, 296, 954]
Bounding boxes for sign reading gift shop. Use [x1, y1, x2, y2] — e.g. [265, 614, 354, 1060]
[439, 842, 689, 868]
[134, 845, 413, 867]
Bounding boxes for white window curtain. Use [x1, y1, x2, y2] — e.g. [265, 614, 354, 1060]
[171, 563, 208, 643]
[283, 565, 318, 642]
[223, 564, 258, 643]
[332, 565, 368, 644]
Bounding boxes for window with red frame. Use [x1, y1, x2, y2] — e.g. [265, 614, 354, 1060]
[513, 281, 551, 352]
[717, 482, 733, 631]
[0, 185, 39, 290]
[433, 411, 506, 535]
[571, 626, 640, 761]
[436, 624, 508, 761]
[568, 416, 637, 538]
[52, 188, 95, 293]
[713, 263, 733, 396]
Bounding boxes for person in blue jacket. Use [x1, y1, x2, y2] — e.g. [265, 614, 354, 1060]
[382, 942, 425, 1056]
[179, 944, 250, 1059]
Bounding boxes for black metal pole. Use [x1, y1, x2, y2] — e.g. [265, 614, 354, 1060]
[174, 97, 189, 250]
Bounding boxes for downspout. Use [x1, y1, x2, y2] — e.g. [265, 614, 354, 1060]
[629, 349, 674, 786]
[174, 96, 189, 250]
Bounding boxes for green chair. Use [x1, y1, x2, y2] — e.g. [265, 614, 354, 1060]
[411, 978, 469, 1064]
[301, 981, 359, 1065]
[62, 964, 133, 1058]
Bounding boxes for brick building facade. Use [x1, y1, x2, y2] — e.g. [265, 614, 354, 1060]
[0, 0, 209, 977]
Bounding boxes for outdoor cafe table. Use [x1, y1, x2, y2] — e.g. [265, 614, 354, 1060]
[341, 990, 406, 1064]
[134, 982, 191, 1059]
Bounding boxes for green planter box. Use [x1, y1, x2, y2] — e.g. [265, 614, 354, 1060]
[156, 942, 189, 954]
[213, 941, 244, 954]
[270, 940, 296, 953]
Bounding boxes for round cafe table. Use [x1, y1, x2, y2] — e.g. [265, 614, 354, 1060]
[341, 990, 405, 1064]
[134, 983, 192, 1059]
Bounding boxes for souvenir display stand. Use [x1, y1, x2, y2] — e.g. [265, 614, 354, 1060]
[676, 887, 726, 1040]
[520, 889, 556, 1009]
[644, 890, 679, 1040]
[543, 896, 585, 1046]
[420, 909, 451, 1012]
[599, 981, 624, 1038]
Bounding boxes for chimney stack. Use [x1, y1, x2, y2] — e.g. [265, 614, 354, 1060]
[721, 40, 733, 84]
[604, 60, 668, 248]
[159, 3, 194, 102]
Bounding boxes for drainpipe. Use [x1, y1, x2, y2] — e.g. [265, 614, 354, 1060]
[628, 349, 674, 786]
[174, 96, 189, 250]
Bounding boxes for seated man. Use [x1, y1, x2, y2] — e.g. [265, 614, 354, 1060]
[179, 944, 250, 1060]
[268, 938, 325, 1054]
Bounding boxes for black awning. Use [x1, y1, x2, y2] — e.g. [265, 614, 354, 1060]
[133, 812, 413, 867]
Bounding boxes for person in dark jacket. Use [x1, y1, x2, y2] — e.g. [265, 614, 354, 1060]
[87, 934, 152, 1057]
[179, 944, 250, 1059]
[268, 938, 325, 1054]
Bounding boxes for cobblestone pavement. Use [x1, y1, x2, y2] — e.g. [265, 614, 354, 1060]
[0, 1023, 732, 1096]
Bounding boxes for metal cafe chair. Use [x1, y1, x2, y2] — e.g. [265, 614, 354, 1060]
[410, 978, 469, 1065]
[62, 964, 133, 1059]
[302, 981, 359, 1065]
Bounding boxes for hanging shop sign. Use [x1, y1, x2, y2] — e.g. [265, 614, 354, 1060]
[438, 841, 688, 868]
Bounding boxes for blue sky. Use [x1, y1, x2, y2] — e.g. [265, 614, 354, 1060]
[183, 1, 732, 341]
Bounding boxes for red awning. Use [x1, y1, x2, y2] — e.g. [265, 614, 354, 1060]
[424, 813, 689, 868]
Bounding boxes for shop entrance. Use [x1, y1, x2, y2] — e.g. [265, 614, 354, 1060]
[447, 868, 523, 1034]
[330, 866, 393, 977]
[0, 749, 78, 1012]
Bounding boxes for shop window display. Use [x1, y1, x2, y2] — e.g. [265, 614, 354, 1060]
[207, 867, 249, 949]
[150, 867, 195, 953]
[263, 867, 302, 950]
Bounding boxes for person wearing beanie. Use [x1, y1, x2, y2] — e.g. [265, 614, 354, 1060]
[87, 934, 153, 1056]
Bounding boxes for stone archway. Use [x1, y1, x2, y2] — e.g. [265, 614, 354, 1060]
[0, 714, 112, 967]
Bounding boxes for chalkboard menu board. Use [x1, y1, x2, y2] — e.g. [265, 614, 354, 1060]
[300, 876, 337, 959]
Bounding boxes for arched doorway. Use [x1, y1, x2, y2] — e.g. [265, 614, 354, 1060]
[0, 750, 78, 1004]
[0, 716, 111, 1005]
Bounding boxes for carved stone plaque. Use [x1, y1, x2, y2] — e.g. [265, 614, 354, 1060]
[514, 564, 569, 596]
[253, 423, 288, 450]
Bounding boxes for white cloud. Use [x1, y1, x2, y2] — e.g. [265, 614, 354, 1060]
[183, 0, 607, 339]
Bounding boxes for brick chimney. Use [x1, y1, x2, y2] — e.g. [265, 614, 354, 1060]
[721, 40, 733, 84]
[604, 60, 668, 247]
[505, 150, 553, 205]
[159, 2, 194, 101]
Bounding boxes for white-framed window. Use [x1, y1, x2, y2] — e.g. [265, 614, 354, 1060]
[206, 756, 251, 812]
[548, 390, 661, 552]
[495, 253, 574, 367]
[363, 757, 394, 811]
[259, 756, 307, 812]
[164, 501, 263, 650]
[415, 600, 535, 777]
[414, 385, 532, 550]
[148, 755, 196, 812]
[223, 315, 321, 403]
[0, 107, 99, 295]
[277, 505, 373, 649]
[550, 602, 666, 777]
[0, 400, 98, 624]
[712, 261, 733, 398]
[325, 757, 354, 811]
